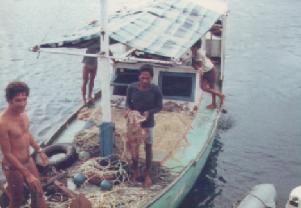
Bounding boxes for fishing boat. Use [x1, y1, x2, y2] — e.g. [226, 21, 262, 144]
[0, 0, 228, 207]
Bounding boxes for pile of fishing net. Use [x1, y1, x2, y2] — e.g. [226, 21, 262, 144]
[162, 101, 192, 112]
[74, 107, 103, 155]
[44, 102, 194, 207]
[75, 102, 194, 163]
[74, 126, 100, 155]
[151, 110, 193, 162]
[71, 157, 174, 208]
[46, 155, 174, 208]
[69, 155, 129, 186]
[77, 107, 102, 125]
[111, 105, 194, 163]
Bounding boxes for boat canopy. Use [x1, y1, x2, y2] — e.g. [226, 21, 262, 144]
[38, 0, 227, 59]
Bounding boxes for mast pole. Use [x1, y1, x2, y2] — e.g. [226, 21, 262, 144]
[99, 0, 114, 157]
[99, 0, 111, 122]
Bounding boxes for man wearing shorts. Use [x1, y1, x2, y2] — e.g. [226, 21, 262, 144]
[191, 40, 225, 109]
[82, 47, 99, 104]
[0, 81, 49, 207]
[126, 64, 163, 187]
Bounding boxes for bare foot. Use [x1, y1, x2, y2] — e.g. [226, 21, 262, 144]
[130, 169, 140, 182]
[144, 174, 152, 188]
[88, 95, 94, 100]
[207, 104, 217, 110]
[87, 97, 95, 105]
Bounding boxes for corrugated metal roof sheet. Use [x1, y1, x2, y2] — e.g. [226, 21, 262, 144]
[40, 0, 226, 59]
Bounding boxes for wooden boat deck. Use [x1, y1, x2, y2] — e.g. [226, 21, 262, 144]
[40, 93, 219, 208]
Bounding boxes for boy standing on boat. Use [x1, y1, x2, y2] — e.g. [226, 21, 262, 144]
[191, 40, 225, 109]
[0, 81, 49, 208]
[82, 47, 99, 105]
[126, 64, 163, 187]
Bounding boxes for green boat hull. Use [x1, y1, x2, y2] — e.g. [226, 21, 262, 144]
[146, 95, 220, 208]
[46, 94, 220, 208]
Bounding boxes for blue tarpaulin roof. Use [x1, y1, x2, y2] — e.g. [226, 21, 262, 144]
[39, 0, 227, 59]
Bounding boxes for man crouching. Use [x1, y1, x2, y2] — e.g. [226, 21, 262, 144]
[0, 81, 49, 208]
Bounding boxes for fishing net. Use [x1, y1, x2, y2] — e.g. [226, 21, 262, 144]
[43, 101, 194, 208]
[68, 155, 129, 186]
[74, 126, 100, 155]
[77, 107, 102, 125]
[125, 110, 147, 161]
[75, 102, 194, 163]
[45, 154, 174, 208]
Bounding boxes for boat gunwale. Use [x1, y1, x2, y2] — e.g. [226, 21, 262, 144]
[38, 73, 221, 208]
[41, 91, 102, 147]
[143, 108, 221, 207]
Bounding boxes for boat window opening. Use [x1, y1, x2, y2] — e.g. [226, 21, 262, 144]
[112, 68, 139, 96]
[159, 72, 195, 101]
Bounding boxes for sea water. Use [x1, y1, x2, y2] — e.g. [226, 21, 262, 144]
[1, 0, 301, 207]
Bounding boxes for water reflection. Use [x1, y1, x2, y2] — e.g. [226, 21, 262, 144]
[180, 130, 226, 207]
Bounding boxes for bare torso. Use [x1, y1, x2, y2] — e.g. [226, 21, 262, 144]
[0, 111, 31, 164]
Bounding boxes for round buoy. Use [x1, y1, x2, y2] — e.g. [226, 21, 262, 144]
[73, 173, 86, 187]
[78, 151, 90, 161]
[286, 186, 301, 208]
[100, 180, 113, 191]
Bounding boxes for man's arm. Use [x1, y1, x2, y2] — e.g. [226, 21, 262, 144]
[29, 134, 49, 166]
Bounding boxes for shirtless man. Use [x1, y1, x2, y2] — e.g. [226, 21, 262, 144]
[0, 81, 49, 208]
[82, 47, 99, 105]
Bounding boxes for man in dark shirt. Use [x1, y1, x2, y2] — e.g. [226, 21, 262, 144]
[126, 64, 163, 187]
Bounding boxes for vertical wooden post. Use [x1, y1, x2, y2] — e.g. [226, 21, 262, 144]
[99, 0, 114, 156]
[99, 0, 111, 122]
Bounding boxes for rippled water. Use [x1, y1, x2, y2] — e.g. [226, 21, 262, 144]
[1, 0, 301, 207]
[181, 0, 301, 207]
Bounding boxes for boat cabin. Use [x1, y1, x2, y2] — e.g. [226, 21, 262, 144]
[35, 0, 227, 110]
[110, 18, 225, 109]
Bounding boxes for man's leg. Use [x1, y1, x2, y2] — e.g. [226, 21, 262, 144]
[201, 69, 224, 109]
[144, 143, 153, 187]
[201, 78, 216, 109]
[82, 65, 89, 104]
[26, 159, 47, 208]
[127, 140, 140, 181]
[144, 128, 153, 187]
[208, 94, 217, 109]
[132, 143, 140, 181]
[209, 67, 225, 107]
[88, 67, 97, 102]
[3, 166, 26, 208]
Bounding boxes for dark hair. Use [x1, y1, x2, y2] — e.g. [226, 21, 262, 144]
[5, 81, 30, 101]
[192, 39, 202, 49]
[139, 64, 154, 77]
[215, 20, 222, 25]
